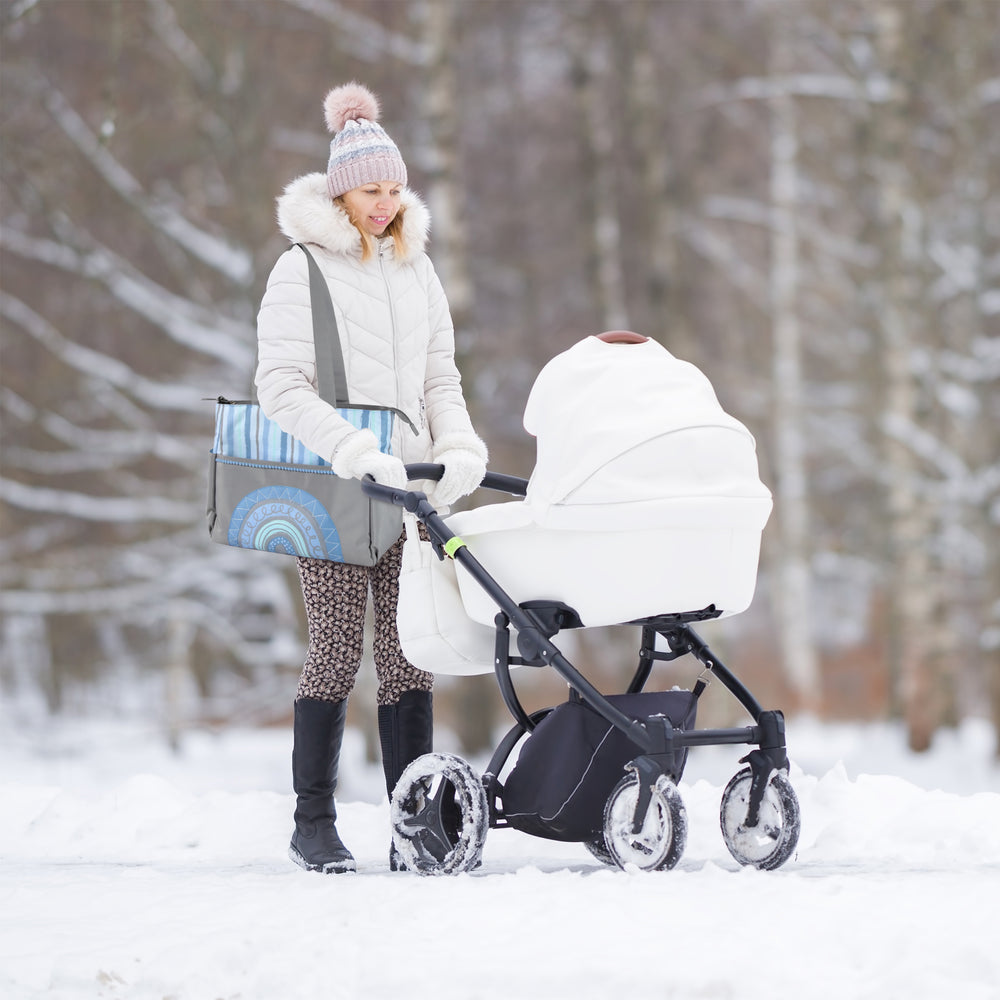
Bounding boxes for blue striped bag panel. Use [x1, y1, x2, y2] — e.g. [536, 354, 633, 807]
[213, 403, 394, 465]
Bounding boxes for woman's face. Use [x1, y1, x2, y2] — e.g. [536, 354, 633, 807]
[340, 181, 403, 235]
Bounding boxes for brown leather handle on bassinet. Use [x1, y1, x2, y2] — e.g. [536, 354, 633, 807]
[596, 330, 649, 344]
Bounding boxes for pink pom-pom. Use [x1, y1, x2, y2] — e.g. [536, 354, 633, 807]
[323, 83, 380, 133]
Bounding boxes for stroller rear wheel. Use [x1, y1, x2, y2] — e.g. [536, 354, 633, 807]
[390, 752, 488, 876]
[603, 771, 687, 872]
[719, 766, 800, 870]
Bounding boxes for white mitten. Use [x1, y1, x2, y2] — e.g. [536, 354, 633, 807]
[331, 429, 407, 489]
[428, 432, 488, 508]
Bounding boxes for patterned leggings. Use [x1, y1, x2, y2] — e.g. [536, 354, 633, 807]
[294, 530, 433, 707]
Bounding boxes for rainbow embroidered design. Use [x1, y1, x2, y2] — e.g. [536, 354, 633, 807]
[227, 485, 342, 560]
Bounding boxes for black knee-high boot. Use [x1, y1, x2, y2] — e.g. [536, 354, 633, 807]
[289, 697, 356, 874]
[378, 690, 433, 870]
[378, 690, 433, 798]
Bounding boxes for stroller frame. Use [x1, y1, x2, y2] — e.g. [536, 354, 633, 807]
[364, 467, 799, 873]
[484, 609, 790, 838]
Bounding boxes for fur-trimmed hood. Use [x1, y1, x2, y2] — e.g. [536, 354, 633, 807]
[275, 172, 430, 262]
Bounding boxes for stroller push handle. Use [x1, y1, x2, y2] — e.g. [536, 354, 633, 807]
[401, 464, 528, 498]
[360, 465, 528, 510]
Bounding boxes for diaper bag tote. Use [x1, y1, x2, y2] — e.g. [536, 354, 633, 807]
[206, 244, 404, 565]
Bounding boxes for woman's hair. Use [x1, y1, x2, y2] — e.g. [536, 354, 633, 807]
[336, 197, 409, 262]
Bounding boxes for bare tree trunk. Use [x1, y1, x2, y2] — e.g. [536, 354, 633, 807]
[568, 3, 629, 332]
[165, 604, 194, 753]
[951, 1, 1000, 750]
[768, 16, 820, 713]
[873, 3, 938, 752]
[415, 0, 473, 337]
[414, 0, 497, 754]
[625, 0, 691, 353]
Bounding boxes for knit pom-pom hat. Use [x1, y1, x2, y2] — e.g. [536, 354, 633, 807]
[323, 82, 407, 199]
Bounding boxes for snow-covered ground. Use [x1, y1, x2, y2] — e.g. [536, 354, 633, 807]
[2, 712, 998, 1000]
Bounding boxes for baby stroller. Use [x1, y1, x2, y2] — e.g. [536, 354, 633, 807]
[362, 332, 801, 875]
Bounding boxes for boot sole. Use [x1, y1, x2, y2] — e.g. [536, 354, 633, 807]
[288, 845, 357, 874]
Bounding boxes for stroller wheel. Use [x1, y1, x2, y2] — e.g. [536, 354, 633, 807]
[603, 771, 687, 872]
[719, 767, 800, 870]
[390, 752, 488, 876]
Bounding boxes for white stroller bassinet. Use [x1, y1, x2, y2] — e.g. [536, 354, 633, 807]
[397, 334, 773, 675]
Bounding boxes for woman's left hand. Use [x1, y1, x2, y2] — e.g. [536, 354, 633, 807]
[428, 434, 488, 508]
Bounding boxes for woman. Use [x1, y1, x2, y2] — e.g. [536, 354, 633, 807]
[256, 83, 487, 873]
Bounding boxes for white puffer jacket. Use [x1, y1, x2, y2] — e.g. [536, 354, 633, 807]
[255, 172, 479, 471]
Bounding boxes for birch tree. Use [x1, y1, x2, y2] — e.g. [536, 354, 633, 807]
[767, 6, 821, 713]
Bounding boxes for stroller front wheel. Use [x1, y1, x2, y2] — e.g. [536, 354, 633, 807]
[390, 752, 488, 876]
[603, 771, 687, 872]
[719, 766, 800, 870]
[583, 834, 617, 868]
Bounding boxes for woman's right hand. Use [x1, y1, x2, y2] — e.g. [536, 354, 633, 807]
[352, 450, 408, 488]
[331, 430, 407, 488]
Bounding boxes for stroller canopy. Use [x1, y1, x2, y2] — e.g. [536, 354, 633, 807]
[521, 335, 772, 529]
[400, 333, 774, 657]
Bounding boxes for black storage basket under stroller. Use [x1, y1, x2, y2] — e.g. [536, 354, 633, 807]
[501, 689, 698, 842]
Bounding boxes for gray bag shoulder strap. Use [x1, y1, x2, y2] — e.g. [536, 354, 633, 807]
[290, 242, 418, 435]
[296, 243, 350, 407]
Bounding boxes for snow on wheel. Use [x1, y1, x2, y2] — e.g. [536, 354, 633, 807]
[390, 752, 488, 876]
[603, 770, 687, 872]
[720, 766, 800, 870]
[583, 834, 616, 868]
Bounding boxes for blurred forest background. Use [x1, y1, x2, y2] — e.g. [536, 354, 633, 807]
[1, 0, 997, 757]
